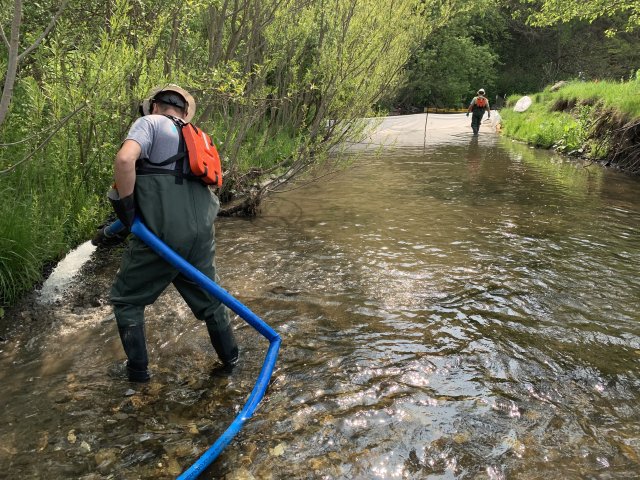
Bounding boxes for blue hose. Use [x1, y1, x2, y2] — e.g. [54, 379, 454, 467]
[107, 218, 281, 479]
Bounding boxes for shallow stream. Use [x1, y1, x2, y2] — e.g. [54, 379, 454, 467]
[1, 124, 639, 479]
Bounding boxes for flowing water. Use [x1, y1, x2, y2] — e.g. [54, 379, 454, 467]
[1, 126, 640, 479]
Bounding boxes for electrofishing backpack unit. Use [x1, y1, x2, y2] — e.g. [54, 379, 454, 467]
[137, 115, 223, 187]
[179, 121, 223, 187]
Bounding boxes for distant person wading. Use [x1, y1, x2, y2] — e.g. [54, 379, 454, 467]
[466, 88, 491, 135]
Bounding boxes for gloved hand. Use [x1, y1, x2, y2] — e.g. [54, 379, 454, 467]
[108, 188, 135, 229]
[91, 223, 129, 248]
[466, 112, 469, 117]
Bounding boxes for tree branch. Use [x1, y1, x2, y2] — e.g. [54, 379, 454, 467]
[0, 0, 23, 127]
[18, 0, 69, 62]
[0, 23, 9, 49]
[0, 103, 87, 175]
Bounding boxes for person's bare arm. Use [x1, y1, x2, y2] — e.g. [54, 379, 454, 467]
[114, 139, 141, 197]
[468, 98, 475, 113]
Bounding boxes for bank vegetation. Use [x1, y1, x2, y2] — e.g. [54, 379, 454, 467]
[499, 77, 640, 175]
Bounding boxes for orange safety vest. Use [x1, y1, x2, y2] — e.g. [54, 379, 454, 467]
[475, 96, 487, 108]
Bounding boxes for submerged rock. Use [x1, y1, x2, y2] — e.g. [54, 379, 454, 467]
[269, 443, 286, 456]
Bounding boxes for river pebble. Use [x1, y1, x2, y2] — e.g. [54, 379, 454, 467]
[269, 442, 286, 456]
[226, 467, 257, 480]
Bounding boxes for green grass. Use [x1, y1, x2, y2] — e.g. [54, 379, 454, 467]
[0, 192, 60, 306]
[0, 131, 110, 310]
[500, 78, 640, 154]
[0, 179, 104, 308]
[501, 105, 581, 149]
[552, 80, 640, 117]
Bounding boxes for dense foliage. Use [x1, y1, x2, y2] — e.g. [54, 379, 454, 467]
[1, 0, 639, 308]
[524, 0, 640, 35]
[390, 20, 499, 111]
[394, 0, 640, 109]
[0, 0, 444, 307]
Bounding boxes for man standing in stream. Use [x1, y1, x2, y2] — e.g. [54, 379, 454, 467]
[107, 84, 239, 382]
[466, 88, 491, 135]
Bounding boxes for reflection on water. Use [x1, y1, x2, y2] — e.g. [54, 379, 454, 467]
[1, 134, 640, 479]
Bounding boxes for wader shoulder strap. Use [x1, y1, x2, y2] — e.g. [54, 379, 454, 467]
[136, 115, 190, 184]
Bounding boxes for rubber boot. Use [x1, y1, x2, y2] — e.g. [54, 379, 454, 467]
[207, 324, 239, 377]
[118, 325, 150, 382]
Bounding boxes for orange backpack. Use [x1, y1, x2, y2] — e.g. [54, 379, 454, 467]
[181, 123, 223, 187]
[475, 96, 487, 108]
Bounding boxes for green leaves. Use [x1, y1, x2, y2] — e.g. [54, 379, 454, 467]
[525, 0, 640, 35]
[0, 0, 497, 305]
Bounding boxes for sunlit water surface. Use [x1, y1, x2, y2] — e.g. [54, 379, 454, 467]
[1, 133, 639, 479]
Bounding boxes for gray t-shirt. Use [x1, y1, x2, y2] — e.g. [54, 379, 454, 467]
[126, 114, 186, 172]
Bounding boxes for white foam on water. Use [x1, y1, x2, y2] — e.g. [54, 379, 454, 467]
[37, 241, 97, 304]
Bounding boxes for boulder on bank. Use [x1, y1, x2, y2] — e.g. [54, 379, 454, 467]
[513, 96, 532, 112]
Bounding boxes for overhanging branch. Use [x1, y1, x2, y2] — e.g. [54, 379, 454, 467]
[0, 24, 9, 49]
[0, 103, 87, 175]
[18, 0, 69, 62]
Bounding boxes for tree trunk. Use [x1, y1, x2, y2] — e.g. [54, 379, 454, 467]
[0, 0, 68, 128]
[0, 0, 22, 128]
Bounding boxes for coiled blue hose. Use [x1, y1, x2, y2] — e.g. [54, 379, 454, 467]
[107, 219, 281, 479]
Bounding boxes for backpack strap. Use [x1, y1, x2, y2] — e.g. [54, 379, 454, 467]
[136, 115, 194, 184]
[167, 115, 186, 185]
